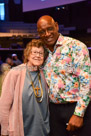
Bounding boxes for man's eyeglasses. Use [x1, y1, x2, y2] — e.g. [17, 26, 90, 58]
[38, 27, 54, 36]
[31, 51, 44, 57]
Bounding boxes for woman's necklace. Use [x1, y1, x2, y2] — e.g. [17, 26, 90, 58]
[27, 66, 43, 103]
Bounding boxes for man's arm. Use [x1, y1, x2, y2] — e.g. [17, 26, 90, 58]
[67, 41, 91, 131]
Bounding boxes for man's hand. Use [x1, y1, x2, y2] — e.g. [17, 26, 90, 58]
[66, 114, 83, 131]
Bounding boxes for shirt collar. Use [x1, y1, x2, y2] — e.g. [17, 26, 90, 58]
[53, 34, 64, 54]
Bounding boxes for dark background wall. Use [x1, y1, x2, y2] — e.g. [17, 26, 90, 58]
[23, 1, 91, 29]
[5, 0, 91, 30]
[7, 0, 23, 21]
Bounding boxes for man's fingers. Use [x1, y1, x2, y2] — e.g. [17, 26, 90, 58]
[66, 123, 76, 131]
[66, 123, 71, 131]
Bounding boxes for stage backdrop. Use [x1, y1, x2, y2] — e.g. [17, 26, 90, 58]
[22, 0, 85, 12]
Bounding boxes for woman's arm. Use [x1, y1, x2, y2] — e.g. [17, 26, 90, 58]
[0, 69, 17, 135]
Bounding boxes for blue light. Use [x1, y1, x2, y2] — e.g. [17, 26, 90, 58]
[0, 3, 5, 21]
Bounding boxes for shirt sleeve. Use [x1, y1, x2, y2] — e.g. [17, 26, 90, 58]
[0, 69, 16, 135]
[72, 42, 91, 117]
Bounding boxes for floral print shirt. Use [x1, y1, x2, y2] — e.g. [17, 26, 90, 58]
[44, 34, 91, 117]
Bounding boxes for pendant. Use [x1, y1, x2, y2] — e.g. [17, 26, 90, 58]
[35, 86, 40, 96]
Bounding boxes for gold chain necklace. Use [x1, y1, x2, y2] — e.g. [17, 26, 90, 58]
[27, 69, 43, 103]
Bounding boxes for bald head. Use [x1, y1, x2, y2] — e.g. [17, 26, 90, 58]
[37, 15, 55, 27]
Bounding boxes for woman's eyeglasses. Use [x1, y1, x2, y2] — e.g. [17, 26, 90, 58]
[31, 51, 44, 57]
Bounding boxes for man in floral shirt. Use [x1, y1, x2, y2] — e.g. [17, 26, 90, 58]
[37, 15, 91, 136]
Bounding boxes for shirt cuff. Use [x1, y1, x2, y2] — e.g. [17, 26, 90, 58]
[1, 124, 8, 135]
[74, 96, 90, 117]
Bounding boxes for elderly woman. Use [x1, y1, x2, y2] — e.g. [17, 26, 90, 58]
[0, 39, 50, 136]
